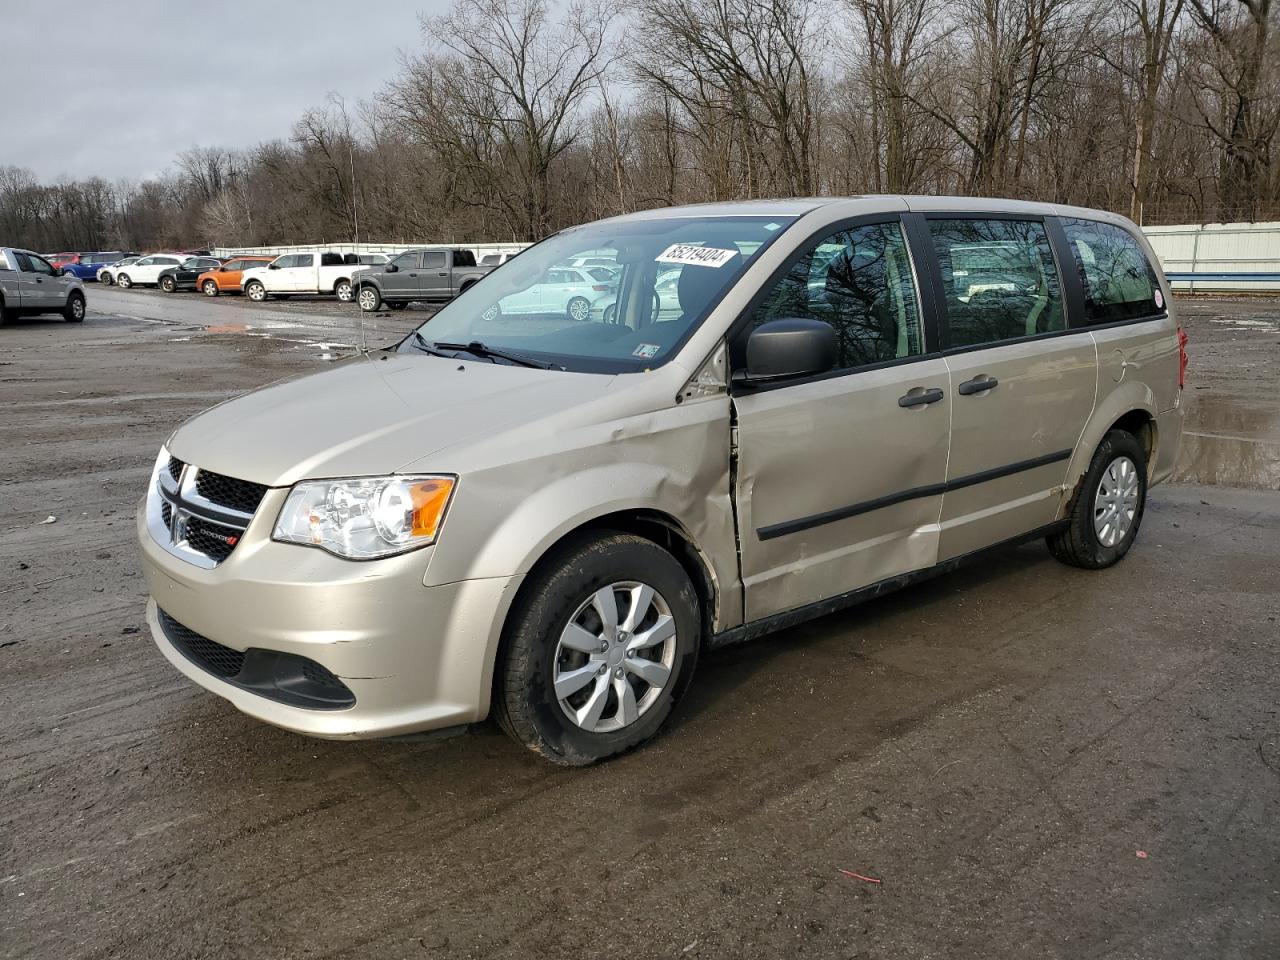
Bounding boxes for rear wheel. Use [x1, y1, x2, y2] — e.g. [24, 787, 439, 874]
[245, 281, 267, 302]
[116, 273, 132, 289]
[358, 285, 381, 312]
[1048, 429, 1148, 569]
[335, 280, 354, 302]
[63, 291, 86, 323]
[202, 279, 219, 297]
[160, 275, 176, 293]
[495, 533, 701, 765]
[566, 296, 590, 322]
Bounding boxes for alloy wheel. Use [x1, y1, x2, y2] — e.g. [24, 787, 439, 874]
[553, 581, 677, 733]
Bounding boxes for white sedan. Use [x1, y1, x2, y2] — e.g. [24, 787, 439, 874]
[114, 254, 194, 289]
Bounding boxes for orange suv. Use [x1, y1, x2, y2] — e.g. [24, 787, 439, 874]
[197, 256, 276, 297]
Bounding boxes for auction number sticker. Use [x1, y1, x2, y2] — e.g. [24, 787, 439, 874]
[656, 244, 738, 268]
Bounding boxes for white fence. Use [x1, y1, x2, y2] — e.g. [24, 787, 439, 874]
[1143, 221, 1280, 293]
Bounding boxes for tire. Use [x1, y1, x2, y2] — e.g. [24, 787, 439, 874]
[202, 280, 219, 297]
[566, 296, 590, 322]
[603, 303, 616, 324]
[358, 285, 381, 312]
[116, 273, 132, 289]
[1048, 429, 1148, 569]
[335, 280, 354, 302]
[387, 301, 407, 311]
[63, 291, 86, 323]
[245, 281, 267, 302]
[100, 273, 113, 286]
[494, 533, 701, 765]
[160, 275, 176, 293]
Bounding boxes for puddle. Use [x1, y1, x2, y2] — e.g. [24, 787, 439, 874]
[1175, 395, 1280, 488]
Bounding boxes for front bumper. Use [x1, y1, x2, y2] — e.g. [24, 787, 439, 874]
[138, 499, 523, 739]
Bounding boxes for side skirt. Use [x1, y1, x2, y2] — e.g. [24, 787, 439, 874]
[707, 520, 1070, 650]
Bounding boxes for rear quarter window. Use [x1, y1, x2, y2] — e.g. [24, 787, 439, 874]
[1060, 218, 1163, 324]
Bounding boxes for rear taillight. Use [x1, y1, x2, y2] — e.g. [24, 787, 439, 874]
[1178, 328, 1188, 389]
[592, 284, 610, 292]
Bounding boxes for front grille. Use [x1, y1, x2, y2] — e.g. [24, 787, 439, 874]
[159, 609, 245, 679]
[167, 456, 184, 484]
[196, 470, 268, 515]
[185, 517, 238, 564]
[157, 609, 356, 710]
[161, 502, 172, 527]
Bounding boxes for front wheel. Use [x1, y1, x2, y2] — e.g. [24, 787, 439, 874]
[64, 291, 86, 323]
[494, 533, 701, 765]
[160, 276, 176, 293]
[245, 281, 267, 302]
[116, 273, 132, 289]
[358, 285, 381, 312]
[1048, 429, 1148, 569]
[202, 280, 219, 297]
[100, 273, 113, 286]
[335, 280, 354, 302]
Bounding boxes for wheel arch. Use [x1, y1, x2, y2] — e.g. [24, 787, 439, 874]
[1063, 382, 1160, 511]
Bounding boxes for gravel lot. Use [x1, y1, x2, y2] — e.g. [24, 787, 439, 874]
[1, 289, 1278, 959]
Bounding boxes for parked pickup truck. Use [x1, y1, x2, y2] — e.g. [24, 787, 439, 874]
[1, 247, 86, 324]
[354, 249, 493, 311]
[240, 252, 364, 302]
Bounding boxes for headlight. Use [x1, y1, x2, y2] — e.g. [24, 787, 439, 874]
[273, 475, 456, 560]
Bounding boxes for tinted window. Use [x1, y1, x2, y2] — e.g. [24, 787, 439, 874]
[928, 219, 1065, 348]
[747, 220, 923, 370]
[156, 257, 180, 265]
[1060, 218, 1162, 323]
[422, 252, 446, 269]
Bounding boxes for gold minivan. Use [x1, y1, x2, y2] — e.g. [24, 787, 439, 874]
[138, 197, 1186, 764]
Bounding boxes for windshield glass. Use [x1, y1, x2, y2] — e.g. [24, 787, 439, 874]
[401, 215, 794, 373]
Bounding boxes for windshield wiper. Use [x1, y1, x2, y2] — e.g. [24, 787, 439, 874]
[431, 340, 558, 370]
[409, 330, 452, 358]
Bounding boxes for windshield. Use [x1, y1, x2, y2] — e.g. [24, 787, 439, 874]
[401, 215, 794, 373]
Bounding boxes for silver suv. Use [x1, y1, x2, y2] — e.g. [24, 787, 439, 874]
[137, 197, 1185, 764]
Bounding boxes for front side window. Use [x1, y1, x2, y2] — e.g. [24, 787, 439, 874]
[1060, 218, 1162, 323]
[745, 220, 924, 370]
[928, 219, 1065, 348]
[274, 255, 297, 268]
[21, 253, 55, 275]
[404, 215, 795, 373]
[390, 252, 419, 270]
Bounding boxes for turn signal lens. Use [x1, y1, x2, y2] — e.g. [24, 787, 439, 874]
[409, 478, 453, 538]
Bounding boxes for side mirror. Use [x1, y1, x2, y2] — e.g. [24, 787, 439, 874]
[268, 263, 280, 270]
[740, 318, 838, 383]
[385, 263, 399, 273]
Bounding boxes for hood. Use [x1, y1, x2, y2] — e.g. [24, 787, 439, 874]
[167, 352, 618, 486]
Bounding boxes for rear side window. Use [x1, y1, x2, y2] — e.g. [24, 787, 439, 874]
[297, 254, 315, 267]
[928, 219, 1065, 348]
[422, 252, 446, 269]
[748, 220, 924, 370]
[1060, 218, 1162, 323]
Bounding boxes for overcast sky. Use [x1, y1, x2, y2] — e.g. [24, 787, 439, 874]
[0, 1, 447, 183]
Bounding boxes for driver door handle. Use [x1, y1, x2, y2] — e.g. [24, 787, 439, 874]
[958, 375, 999, 396]
[898, 387, 945, 408]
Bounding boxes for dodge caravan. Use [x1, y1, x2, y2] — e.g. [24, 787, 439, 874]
[138, 197, 1186, 765]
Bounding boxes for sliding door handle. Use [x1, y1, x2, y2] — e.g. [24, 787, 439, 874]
[898, 387, 945, 408]
[958, 375, 999, 396]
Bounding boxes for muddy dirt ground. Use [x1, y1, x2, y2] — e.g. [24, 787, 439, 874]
[1, 289, 1278, 959]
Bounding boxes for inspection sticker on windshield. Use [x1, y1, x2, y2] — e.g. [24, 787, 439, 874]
[633, 343, 661, 359]
[656, 244, 737, 268]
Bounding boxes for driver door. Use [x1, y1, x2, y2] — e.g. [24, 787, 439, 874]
[15, 252, 62, 308]
[731, 217, 952, 622]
